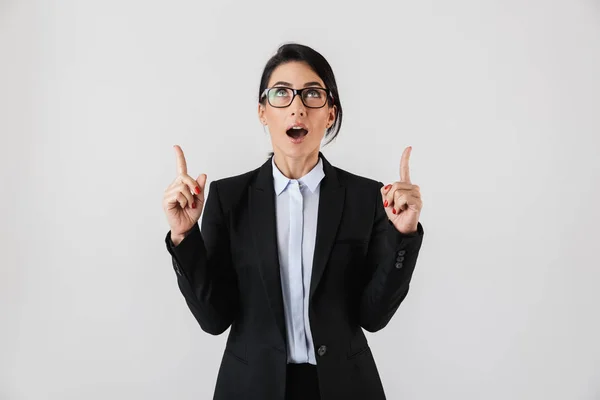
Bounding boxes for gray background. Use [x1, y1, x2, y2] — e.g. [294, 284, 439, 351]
[1, 0, 599, 399]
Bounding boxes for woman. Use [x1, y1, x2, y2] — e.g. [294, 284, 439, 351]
[162, 43, 425, 400]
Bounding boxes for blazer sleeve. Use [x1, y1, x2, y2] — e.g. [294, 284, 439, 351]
[358, 181, 424, 333]
[164, 180, 239, 335]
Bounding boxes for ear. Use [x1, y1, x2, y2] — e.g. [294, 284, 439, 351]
[327, 104, 337, 128]
[258, 103, 267, 125]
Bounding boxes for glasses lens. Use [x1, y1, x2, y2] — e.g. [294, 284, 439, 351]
[268, 87, 293, 107]
[302, 88, 327, 108]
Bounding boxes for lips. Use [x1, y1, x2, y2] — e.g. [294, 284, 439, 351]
[286, 127, 308, 139]
[286, 122, 309, 139]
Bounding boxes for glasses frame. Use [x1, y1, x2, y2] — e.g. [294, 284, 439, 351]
[261, 86, 334, 109]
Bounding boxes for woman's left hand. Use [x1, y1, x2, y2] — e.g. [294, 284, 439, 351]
[380, 146, 423, 235]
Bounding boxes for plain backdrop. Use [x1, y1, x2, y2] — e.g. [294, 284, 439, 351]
[1, 0, 599, 399]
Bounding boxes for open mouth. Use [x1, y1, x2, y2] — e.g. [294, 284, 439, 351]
[286, 127, 309, 139]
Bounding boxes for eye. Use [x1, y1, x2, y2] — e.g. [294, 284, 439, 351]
[305, 89, 322, 98]
[273, 88, 290, 97]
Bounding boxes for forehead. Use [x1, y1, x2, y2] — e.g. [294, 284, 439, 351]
[267, 61, 325, 87]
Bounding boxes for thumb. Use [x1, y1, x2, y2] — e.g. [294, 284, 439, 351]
[196, 173, 208, 192]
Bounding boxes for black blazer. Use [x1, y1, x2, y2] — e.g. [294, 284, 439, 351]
[165, 152, 425, 400]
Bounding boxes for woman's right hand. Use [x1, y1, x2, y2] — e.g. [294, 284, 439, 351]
[163, 145, 207, 244]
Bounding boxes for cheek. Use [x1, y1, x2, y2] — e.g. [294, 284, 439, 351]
[265, 110, 287, 130]
[310, 111, 331, 130]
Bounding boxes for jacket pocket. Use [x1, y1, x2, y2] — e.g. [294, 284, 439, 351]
[224, 331, 248, 364]
[225, 325, 248, 364]
[224, 347, 248, 365]
[347, 344, 370, 360]
[346, 327, 369, 359]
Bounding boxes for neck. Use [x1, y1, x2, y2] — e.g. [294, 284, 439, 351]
[272, 150, 320, 180]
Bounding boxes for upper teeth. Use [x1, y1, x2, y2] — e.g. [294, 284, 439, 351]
[292, 126, 302, 129]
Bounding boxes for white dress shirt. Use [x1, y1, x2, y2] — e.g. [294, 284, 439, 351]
[272, 155, 325, 365]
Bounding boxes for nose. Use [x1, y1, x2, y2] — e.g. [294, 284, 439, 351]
[289, 93, 305, 116]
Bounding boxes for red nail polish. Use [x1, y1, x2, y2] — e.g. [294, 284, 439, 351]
[384, 200, 388, 207]
[384, 184, 392, 191]
[192, 202, 196, 209]
[392, 208, 396, 214]
[195, 186, 200, 194]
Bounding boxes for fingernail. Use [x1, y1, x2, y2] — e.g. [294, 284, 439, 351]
[384, 200, 388, 207]
[192, 202, 196, 209]
[392, 208, 396, 214]
[195, 186, 200, 194]
[384, 184, 392, 191]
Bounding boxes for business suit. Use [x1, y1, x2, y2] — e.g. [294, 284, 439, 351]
[165, 152, 425, 400]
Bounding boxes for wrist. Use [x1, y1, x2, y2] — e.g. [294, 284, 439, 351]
[170, 232, 186, 246]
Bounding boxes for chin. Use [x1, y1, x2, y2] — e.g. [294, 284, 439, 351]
[274, 144, 309, 160]
[272, 128, 323, 157]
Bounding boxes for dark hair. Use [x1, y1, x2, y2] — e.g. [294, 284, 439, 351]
[258, 43, 343, 154]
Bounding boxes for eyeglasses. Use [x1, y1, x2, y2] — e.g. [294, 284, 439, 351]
[261, 86, 333, 109]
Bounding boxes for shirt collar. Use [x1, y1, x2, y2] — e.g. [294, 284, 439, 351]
[272, 155, 325, 196]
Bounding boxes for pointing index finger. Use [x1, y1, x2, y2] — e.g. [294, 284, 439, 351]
[173, 145, 188, 176]
[400, 146, 412, 183]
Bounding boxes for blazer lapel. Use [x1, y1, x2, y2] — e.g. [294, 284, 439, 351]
[250, 157, 287, 343]
[249, 152, 345, 344]
[309, 153, 345, 302]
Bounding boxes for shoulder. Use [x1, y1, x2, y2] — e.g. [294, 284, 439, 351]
[206, 157, 385, 203]
[204, 162, 265, 211]
[208, 167, 259, 197]
[333, 165, 384, 193]
[211, 169, 258, 189]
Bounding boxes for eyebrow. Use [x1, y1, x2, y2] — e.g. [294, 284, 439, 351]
[271, 81, 325, 88]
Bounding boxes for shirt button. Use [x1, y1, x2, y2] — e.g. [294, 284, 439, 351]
[317, 345, 327, 356]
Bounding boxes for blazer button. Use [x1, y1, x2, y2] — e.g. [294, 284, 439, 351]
[395, 262, 403, 269]
[317, 345, 327, 356]
[396, 256, 405, 262]
[397, 250, 406, 256]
